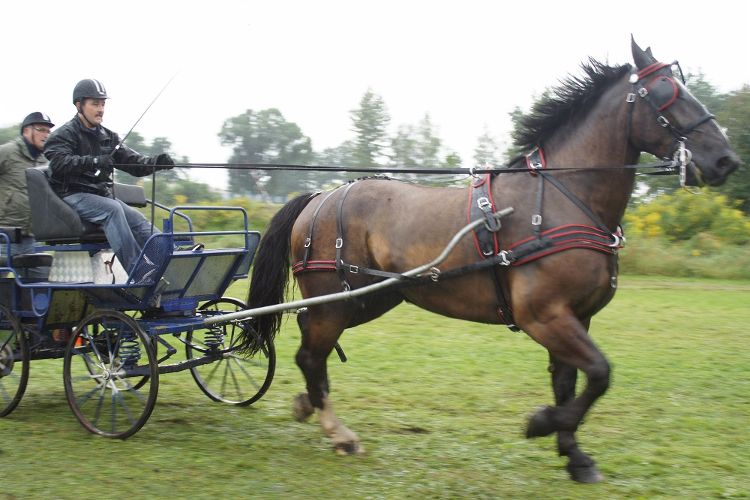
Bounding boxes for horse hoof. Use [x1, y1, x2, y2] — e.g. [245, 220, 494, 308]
[567, 464, 604, 483]
[333, 441, 365, 456]
[292, 393, 314, 422]
[525, 406, 556, 438]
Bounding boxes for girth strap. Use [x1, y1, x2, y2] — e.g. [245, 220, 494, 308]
[335, 181, 359, 291]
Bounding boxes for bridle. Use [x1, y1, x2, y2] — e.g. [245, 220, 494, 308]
[625, 61, 716, 188]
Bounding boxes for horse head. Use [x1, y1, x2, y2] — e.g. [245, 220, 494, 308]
[628, 37, 741, 186]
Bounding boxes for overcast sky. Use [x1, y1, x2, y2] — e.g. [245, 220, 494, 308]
[3, 0, 749, 186]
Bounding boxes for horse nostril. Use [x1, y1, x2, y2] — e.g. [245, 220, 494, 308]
[717, 154, 741, 174]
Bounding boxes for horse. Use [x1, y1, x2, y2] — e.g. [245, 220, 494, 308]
[240, 38, 740, 483]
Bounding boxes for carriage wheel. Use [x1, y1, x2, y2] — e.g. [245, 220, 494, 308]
[186, 297, 275, 406]
[63, 310, 159, 438]
[0, 305, 29, 417]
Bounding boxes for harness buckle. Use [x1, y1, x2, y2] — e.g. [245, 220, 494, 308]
[335, 238, 343, 249]
[497, 250, 512, 266]
[477, 197, 492, 210]
[304, 237, 311, 248]
[429, 267, 441, 282]
[348, 264, 359, 274]
[626, 93, 636, 103]
[657, 115, 671, 128]
[531, 214, 542, 226]
[638, 87, 648, 98]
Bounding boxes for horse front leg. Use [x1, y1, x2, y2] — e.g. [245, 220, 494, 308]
[522, 313, 609, 483]
[548, 354, 604, 483]
[294, 308, 364, 455]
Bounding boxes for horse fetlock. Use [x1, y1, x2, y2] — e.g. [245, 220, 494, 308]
[292, 393, 315, 422]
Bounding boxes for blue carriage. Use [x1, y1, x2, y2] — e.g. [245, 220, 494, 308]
[0, 167, 273, 438]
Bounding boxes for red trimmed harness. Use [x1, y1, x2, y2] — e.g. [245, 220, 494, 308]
[292, 160, 624, 331]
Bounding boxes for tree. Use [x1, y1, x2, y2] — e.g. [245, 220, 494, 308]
[716, 85, 750, 213]
[503, 106, 528, 162]
[115, 133, 181, 186]
[350, 89, 390, 167]
[218, 108, 314, 199]
[390, 114, 459, 170]
[0, 124, 18, 145]
[473, 126, 502, 167]
[685, 70, 726, 114]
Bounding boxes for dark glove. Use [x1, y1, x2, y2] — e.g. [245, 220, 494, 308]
[151, 153, 175, 171]
[92, 154, 114, 180]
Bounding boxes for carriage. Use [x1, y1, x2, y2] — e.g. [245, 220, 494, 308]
[0, 167, 274, 438]
[0, 39, 741, 482]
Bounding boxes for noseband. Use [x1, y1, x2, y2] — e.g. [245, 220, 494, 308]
[626, 61, 715, 187]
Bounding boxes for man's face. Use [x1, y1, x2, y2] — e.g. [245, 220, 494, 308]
[22, 124, 51, 151]
[78, 98, 106, 127]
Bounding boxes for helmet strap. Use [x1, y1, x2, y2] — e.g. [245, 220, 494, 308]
[76, 100, 97, 129]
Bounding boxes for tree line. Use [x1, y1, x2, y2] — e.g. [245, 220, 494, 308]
[1, 72, 747, 212]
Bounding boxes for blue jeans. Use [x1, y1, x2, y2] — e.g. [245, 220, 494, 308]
[63, 192, 159, 273]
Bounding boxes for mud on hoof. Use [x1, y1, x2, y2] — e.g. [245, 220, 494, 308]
[292, 393, 315, 422]
[333, 440, 365, 456]
[525, 406, 557, 438]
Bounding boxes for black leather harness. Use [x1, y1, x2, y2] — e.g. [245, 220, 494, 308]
[292, 161, 623, 333]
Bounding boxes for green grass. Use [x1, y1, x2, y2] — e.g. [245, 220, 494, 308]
[1, 276, 748, 498]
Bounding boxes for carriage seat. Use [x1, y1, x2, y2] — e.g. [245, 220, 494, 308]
[26, 167, 148, 245]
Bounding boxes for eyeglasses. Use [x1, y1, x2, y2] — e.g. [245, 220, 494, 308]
[32, 127, 51, 134]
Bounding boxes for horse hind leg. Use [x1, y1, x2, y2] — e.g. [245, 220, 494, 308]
[294, 305, 364, 455]
[523, 314, 609, 483]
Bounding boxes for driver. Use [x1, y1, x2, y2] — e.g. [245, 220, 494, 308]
[44, 79, 174, 284]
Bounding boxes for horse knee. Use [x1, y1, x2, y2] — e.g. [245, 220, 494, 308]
[586, 359, 610, 395]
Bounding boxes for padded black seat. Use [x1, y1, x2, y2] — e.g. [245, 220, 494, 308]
[26, 167, 148, 244]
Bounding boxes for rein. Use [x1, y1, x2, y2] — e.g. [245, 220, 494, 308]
[165, 160, 678, 176]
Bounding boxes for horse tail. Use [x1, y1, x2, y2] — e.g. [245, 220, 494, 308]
[242, 192, 316, 353]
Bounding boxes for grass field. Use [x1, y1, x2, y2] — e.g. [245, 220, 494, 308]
[1, 275, 748, 499]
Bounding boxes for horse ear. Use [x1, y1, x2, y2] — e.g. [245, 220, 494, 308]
[631, 35, 657, 69]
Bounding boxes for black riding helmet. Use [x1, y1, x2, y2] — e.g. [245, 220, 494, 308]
[20, 112, 54, 132]
[72, 79, 108, 104]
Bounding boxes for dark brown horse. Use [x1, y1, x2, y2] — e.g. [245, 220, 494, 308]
[241, 39, 740, 482]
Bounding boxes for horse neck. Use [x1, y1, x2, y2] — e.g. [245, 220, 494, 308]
[542, 80, 639, 229]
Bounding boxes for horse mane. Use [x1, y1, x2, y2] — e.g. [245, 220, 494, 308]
[513, 59, 632, 150]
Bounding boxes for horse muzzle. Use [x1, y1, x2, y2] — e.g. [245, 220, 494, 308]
[689, 152, 741, 187]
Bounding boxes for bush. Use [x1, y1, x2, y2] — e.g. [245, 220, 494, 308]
[619, 237, 750, 279]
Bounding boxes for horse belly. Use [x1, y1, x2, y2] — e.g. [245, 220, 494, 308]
[401, 272, 505, 324]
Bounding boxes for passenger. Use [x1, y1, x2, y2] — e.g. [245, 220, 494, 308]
[0, 112, 55, 279]
[44, 79, 175, 284]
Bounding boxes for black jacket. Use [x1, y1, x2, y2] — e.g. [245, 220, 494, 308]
[44, 115, 158, 198]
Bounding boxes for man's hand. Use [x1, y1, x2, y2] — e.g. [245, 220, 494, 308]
[92, 154, 114, 180]
[151, 153, 175, 171]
